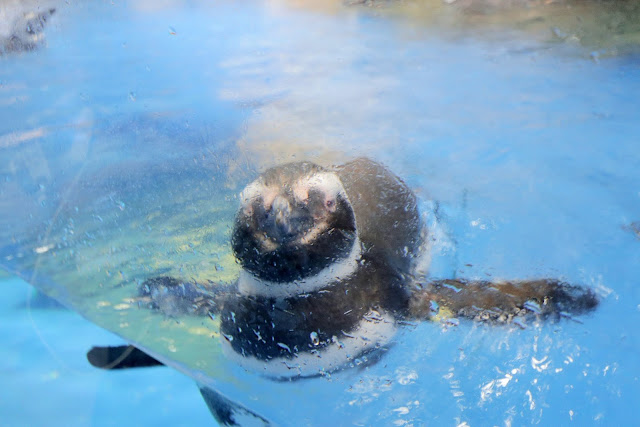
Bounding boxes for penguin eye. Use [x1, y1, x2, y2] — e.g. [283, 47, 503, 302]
[324, 196, 339, 213]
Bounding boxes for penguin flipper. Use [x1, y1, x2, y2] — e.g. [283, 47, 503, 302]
[89, 275, 232, 369]
[97, 277, 231, 369]
[139, 276, 231, 318]
[87, 345, 164, 369]
[409, 278, 598, 323]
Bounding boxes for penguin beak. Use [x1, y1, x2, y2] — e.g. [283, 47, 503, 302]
[264, 195, 314, 244]
[272, 195, 292, 234]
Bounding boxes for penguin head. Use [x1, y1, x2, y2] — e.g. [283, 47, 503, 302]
[232, 162, 358, 284]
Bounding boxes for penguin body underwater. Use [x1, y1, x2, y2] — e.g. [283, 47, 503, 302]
[90, 157, 598, 378]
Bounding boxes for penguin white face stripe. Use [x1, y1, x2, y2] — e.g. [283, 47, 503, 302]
[292, 172, 346, 204]
[237, 236, 363, 298]
[220, 310, 397, 378]
[239, 179, 279, 215]
[239, 179, 264, 206]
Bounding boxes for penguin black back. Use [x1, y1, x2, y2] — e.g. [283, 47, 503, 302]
[335, 157, 423, 277]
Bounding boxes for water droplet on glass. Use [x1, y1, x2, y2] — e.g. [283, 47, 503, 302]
[331, 335, 345, 349]
[393, 407, 410, 415]
[551, 27, 568, 40]
[310, 331, 320, 346]
[277, 342, 292, 353]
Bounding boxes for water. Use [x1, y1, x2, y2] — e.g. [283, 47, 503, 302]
[1, 0, 639, 425]
[1, 274, 213, 426]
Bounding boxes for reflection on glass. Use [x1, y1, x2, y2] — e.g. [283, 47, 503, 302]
[1, 0, 638, 425]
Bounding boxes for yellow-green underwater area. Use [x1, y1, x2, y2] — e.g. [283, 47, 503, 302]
[370, 0, 640, 56]
[11, 167, 243, 381]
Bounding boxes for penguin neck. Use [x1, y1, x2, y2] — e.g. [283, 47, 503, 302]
[237, 235, 363, 298]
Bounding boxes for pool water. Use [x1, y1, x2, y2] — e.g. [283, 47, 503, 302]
[1, 274, 213, 426]
[1, 0, 639, 425]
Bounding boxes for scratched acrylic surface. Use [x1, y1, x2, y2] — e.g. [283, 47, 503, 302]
[1, 0, 639, 425]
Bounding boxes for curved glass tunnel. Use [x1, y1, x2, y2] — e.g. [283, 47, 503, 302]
[1, 0, 639, 425]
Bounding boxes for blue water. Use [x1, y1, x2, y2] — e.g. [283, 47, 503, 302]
[0, 275, 213, 426]
[1, 0, 639, 425]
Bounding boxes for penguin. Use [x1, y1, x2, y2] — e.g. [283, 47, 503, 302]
[1, 6, 56, 54]
[92, 157, 598, 379]
[218, 157, 425, 376]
